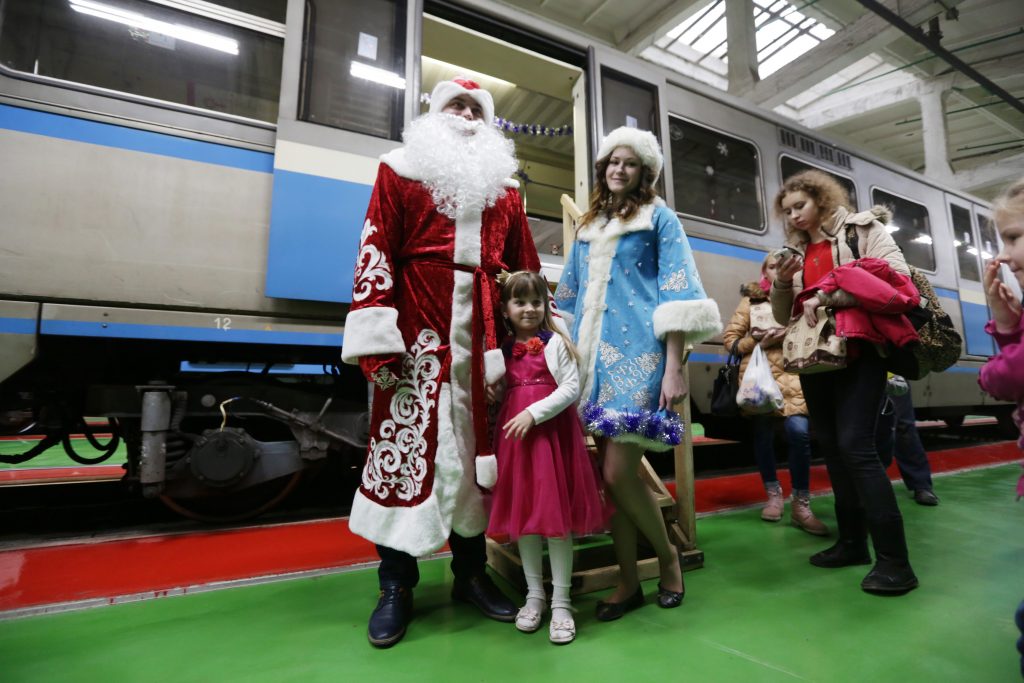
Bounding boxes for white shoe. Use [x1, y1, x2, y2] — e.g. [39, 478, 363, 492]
[549, 615, 576, 644]
[515, 605, 543, 633]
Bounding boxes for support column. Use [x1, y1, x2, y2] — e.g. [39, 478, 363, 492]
[726, 0, 760, 95]
[919, 86, 954, 183]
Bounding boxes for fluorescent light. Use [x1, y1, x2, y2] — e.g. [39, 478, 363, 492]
[886, 224, 900, 233]
[69, 0, 238, 55]
[981, 250, 994, 259]
[912, 234, 933, 245]
[967, 247, 978, 255]
[953, 240, 962, 247]
[350, 61, 406, 89]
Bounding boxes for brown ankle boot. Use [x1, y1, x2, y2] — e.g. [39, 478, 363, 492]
[791, 494, 829, 536]
[761, 485, 784, 522]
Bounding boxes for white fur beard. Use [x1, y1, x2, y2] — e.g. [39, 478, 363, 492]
[403, 114, 518, 221]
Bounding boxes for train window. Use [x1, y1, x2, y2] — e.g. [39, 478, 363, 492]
[600, 67, 659, 137]
[779, 155, 857, 209]
[950, 204, 981, 282]
[0, 0, 284, 123]
[871, 188, 936, 271]
[298, 0, 406, 140]
[668, 115, 764, 230]
[977, 210, 1001, 264]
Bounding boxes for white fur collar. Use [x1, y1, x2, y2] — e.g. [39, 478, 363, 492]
[575, 198, 664, 242]
[380, 148, 519, 188]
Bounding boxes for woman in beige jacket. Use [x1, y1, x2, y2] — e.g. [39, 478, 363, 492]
[723, 254, 827, 535]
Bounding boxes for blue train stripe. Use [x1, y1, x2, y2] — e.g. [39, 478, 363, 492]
[0, 104, 273, 174]
[40, 320, 342, 347]
[688, 237, 766, 263]
[0, 318, 36, 334]
[265, 169, 371, 303]
[933, 287, 959, 300]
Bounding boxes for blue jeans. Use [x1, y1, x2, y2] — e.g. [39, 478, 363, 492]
[875, 391, 934, 492]
[752, 414, 812, 492]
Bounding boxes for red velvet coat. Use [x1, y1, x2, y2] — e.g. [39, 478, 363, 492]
[340, 149, 540, 556]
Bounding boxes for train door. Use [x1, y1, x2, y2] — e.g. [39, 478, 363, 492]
[946, 196, 995, 358]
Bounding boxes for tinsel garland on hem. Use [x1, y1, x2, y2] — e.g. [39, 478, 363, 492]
[580, 401, 684, 450]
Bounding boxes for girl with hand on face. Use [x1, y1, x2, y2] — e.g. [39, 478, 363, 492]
[979, 178, 1024, 498]
[555, 128, 722, 621]
[771, 170, 918, 595]
[485, 271, 609, 645]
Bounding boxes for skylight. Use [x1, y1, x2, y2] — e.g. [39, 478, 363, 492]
[654, 0, 836, 79]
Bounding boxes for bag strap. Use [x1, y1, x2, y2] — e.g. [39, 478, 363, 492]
[845, 225, 861, 260]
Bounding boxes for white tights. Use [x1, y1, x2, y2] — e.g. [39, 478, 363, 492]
[517, 534, 574, 621]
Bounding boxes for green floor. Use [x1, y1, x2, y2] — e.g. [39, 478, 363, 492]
[1, 464, 1021, 682]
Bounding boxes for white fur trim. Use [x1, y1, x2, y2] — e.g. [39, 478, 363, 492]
[340, 307, 405, 364]
[652, 298, 722, 344]
[597, 127, 664, 183]
[485, 348, 506, 385]
[475, 454, 497, 489]
[428, 79, 495, 126]
[575, 199, 660, 242]
[454, 211, 482, 267]
[348, 488, 446, 558]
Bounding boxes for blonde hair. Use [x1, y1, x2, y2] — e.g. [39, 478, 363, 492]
[993, 176, 1024, 228]
[499, 271, 580, 363]
[774, 170, 850, 245]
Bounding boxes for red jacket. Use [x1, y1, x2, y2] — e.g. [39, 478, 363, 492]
[794, 258, 920, 348]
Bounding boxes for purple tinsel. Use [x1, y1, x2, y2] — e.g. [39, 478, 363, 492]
[581, 401, 685, 446]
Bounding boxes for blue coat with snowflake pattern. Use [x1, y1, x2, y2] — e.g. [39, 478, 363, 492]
[554, 199, 721, 451]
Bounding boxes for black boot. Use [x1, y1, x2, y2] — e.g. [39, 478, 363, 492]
[861, 562, 918, 594]
[809, 540, 872, 568]
[451, 573, 517, 622]
[368, 583, 413, 648]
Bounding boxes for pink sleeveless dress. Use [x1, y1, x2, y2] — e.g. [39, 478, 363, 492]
[487, 339, 611, 540]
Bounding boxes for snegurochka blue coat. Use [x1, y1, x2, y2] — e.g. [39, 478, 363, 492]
[555, 199, 722, 451]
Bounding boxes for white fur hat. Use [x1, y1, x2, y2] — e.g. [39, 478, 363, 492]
[597, 126, 664, 184]
[428, 78, 495, 126]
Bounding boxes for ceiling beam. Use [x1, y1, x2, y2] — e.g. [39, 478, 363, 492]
[615, 0, 708, 55]
[855, 0, 1024, 116]
[952, 150, 1024, 192]
[799, 74, 953, 128]
[737, 0, 952, 109]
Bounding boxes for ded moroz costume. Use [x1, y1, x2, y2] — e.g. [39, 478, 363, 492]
[340, 78, 539, 647]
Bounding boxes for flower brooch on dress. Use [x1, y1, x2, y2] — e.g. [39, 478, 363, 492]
[512, 337, 546, 358]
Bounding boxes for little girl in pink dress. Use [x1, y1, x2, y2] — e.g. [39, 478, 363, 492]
[485, 271, 609, 645]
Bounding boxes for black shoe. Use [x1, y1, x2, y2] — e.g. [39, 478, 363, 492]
[451, 573, 517, 622]
[913, 489, 939, 506]
[861, 562, 919, 594]
[656, 581, 684, 609]
[368, 584, 413, 648]
[595, 586, 645, 621]
[809, 541, 872, 568]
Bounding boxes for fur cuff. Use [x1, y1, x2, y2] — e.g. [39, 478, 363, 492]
[476, 454, 497, 489]
[340, 307, 406, 364]
[484, 348, 506, 385]
[652, 298, 722, 344]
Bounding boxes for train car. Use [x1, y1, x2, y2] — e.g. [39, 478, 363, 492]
[0, 0, 1012, 517]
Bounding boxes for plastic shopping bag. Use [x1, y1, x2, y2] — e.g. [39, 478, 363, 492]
[735, 345, 784, 415]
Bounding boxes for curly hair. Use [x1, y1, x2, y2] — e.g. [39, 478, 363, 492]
[993, 176, 1024, 227]
[774, 170, 850, 242]
[579, 152, 657, 229]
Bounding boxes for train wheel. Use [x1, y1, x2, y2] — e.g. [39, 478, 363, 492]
[159, 470, 303, 523]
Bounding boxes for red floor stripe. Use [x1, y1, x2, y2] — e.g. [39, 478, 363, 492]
[1, 441, 1020, 613]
